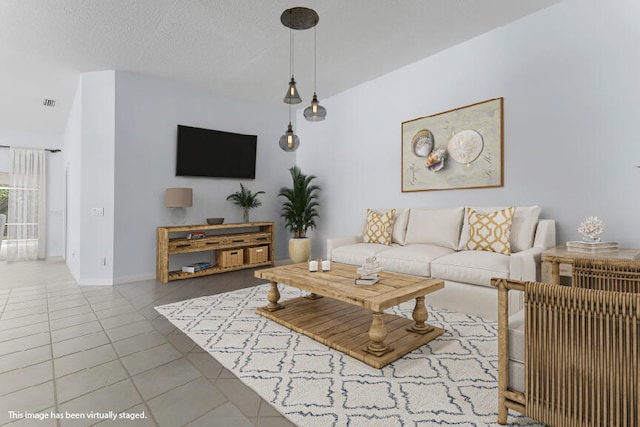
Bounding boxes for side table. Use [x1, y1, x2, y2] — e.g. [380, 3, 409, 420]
[541, 246, 640, 285]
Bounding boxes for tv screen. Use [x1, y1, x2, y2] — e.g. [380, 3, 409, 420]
[176, 125, 257, 179]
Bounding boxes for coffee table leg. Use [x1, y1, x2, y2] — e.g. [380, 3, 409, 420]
[264, 281, 284, 312]
[365, 312, 393, 356]
[408, 296, 434, 334]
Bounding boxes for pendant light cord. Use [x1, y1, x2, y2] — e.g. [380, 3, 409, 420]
[288, 26, 293, 122]
[313, 26, 317, 93]
[289, 27, 294, 78]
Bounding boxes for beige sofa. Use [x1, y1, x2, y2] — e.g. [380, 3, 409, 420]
[327, 207, 556, 320]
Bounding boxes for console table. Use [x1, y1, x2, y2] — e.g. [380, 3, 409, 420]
[156, 222, 274, 283]
[541, 245, 640, 285]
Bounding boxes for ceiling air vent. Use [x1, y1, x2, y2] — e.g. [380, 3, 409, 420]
[43, 99, 56, 107]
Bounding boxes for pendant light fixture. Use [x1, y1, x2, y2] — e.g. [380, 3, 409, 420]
[283, 26, 302, 104]
[279, 101, 300, 152]
[304, 26, 327, 121]
[279, 7, 320, 152]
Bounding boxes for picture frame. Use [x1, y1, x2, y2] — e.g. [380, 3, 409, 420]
[401, 98, 503, 192]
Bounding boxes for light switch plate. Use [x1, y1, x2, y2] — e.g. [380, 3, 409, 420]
[90, 207, 104, 216]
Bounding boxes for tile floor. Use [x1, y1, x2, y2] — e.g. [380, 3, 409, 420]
[0, 259, 296, 427]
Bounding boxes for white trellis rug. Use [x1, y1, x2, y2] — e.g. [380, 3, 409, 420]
[156, 284, 542, 427]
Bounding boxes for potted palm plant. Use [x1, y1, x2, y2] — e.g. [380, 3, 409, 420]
[226, 183, 265, 223]
[278, 166, 321, 263]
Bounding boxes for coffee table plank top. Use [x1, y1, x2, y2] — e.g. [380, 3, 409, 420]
[255, 262, 443, 312]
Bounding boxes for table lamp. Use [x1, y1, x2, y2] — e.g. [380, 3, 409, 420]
[166, 188, 192, 224]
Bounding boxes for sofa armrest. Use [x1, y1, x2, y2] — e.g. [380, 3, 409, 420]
[510, 246, 544, 281]
[326, 236, 361, 260]
[533, 219, 556, 250]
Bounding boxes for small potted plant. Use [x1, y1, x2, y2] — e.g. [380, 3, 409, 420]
[278, 166, 321, 263]
[226, 183, 265, 223]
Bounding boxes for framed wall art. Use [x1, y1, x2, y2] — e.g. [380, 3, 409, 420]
[401, 97, 503, 192]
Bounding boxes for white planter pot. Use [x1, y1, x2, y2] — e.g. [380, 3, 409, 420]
[288, 238, 311, 264]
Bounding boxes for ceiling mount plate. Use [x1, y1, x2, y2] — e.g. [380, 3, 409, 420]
[281, 7, 319, 30]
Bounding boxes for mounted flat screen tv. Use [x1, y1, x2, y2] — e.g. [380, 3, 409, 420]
[176, 125, 257, 179]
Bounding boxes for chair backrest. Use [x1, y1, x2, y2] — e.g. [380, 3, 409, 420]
[0, 213, 5, 250]
[524, 280, 639, 426]
[572, 258, 640, 293]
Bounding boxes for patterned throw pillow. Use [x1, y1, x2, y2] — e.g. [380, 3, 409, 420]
[465, 207, 515, 254]
[363, 209, 396, 245]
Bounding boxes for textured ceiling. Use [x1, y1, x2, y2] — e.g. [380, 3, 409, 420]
[0, 0, 562, 134]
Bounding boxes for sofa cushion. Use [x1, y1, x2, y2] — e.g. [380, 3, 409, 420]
[405, 207, 464, 250]
[458, 206, 542, 253]
[465, 207, 515, 255]
[430, 250, 510, 287]
[331, 243, 393, 267]
[375, 244, 455, 277]
[363, 209, 396, 245]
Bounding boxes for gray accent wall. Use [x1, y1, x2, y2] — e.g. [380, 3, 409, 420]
[64, 71, 294, 285]
[295, 0, 640, 257]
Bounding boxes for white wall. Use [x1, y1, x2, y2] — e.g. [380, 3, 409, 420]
[63, 83, 82, 279]
[112, 72, 295, 283]
[296, 0, 640, 257]
[64, 71, 116, 286]
[0, 130, 64, 258]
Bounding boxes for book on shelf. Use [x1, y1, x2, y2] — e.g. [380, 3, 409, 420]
[182, 262, 214, 273]
[187, 232, 207, 240]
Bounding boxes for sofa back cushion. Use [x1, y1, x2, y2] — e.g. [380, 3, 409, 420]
[404, 207, 464, 250]
[457, 205, 542, 253]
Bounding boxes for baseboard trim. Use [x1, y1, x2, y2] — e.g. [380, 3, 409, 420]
[113, 273, 157, 285]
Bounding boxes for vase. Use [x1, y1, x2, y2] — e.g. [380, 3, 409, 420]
[288, 238, 311, 263]
[243, 208, 250, 223]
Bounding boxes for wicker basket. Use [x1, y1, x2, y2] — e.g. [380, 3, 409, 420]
[216, 249, 244, 268]
[246, 246, 268, 264]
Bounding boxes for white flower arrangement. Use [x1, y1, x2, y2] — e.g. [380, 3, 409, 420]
[577, 216, 604, 242]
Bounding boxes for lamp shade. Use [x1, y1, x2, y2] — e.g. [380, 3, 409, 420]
[279, 123, 300, 152]
[304, 93, 327, 121]
[283, 77, 302, 104]
[165, 188, 192, 208]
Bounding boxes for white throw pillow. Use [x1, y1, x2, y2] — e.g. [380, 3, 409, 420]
[404, 207, 464, 250]
[457, 206, 541, 252]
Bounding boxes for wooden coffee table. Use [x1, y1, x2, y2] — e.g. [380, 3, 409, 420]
[254, 263, 444, 368]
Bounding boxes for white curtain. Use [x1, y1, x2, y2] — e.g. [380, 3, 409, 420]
[7, 148, 46, 261]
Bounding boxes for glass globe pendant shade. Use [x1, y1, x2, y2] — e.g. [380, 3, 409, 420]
[283, 77, 302, 104]
[278, 122, 300, 152]
[304, 93, 327, 121]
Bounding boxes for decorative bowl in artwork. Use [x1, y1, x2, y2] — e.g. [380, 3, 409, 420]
[206, 218, 224, 225]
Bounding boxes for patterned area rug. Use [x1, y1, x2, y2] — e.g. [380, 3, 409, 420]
[156, 284, 542, 426]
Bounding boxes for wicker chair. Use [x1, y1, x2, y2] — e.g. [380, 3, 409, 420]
[493, 259, 640, 426]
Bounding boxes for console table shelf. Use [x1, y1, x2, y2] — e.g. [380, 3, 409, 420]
[157, 222, 274, 283]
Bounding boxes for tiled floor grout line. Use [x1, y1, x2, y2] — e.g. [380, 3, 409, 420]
[45, 284, 62, 427]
